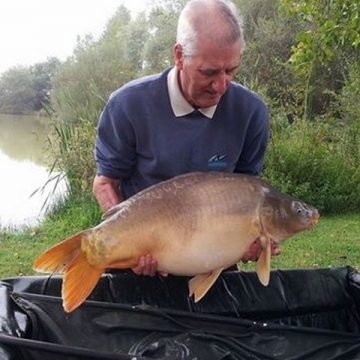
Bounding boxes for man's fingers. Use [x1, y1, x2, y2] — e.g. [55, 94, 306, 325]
[131, 254, 161, 277]
[131, 256, 145, 275]
[143, 254, 157, 277]
[242, 239, 281, 263]
[271, 243, 281, 256]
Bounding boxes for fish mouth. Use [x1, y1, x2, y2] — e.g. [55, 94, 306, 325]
[309, 211, 320, 227]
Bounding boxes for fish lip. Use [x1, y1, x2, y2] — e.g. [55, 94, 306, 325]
[309, 213, 320, 227]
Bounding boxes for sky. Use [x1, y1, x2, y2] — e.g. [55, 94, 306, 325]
[0, 0, 149, 75]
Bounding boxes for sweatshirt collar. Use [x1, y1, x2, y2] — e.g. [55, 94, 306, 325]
[167, 67, 217, 119]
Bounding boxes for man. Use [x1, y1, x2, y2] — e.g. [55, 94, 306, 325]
[93, 0, 279, 276]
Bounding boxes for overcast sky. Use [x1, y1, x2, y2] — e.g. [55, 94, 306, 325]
[0, 0, 149, 75]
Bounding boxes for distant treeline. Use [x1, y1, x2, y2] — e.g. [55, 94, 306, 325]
[0, 57, 60, 114]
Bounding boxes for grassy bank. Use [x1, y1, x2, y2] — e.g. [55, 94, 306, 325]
[0, 201, 359, 279]
[0, 193, 102, 278]
[242, 213, 360, 272]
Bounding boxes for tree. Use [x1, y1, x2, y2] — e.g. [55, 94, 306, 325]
[0, 58, 60, 114]
[142, 0, 186, 73]
[51, 5, 150, 123]
[0, 66, 34, 114]
[278, 0, 360, 119]
[30, 57, 61, 111]
[281, 0, 360, 67]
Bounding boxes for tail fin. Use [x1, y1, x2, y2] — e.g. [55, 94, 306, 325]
[33, 231, 85, 273]
[62, 250, 103, 313]
[33, 231, 103, 313]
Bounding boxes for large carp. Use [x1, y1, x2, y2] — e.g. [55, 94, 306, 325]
[33, 172, 319, 313]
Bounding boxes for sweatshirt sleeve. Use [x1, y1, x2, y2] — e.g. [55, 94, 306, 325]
[234, 97, 269, 176]
[94, 94, 137, 179]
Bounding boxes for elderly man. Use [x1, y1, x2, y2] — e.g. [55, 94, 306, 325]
[93, 0, 279, 276]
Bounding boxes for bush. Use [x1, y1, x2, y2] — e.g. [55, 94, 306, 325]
[47, 118, 97, 195]
[263, 120, 360, 214]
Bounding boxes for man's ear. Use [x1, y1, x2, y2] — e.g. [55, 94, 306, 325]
[174, 43, 184, 70]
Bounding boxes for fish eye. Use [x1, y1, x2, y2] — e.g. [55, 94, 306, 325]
[292, 201, 304, 214]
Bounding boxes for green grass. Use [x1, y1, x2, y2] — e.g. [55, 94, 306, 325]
[0, 211, 359, 279]
[0, 192, 102, 278]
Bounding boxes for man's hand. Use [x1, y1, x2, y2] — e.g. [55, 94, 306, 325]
[93, 175, 123, 212]
[242, 239, 281, 263]
[132, 254, 168, 277]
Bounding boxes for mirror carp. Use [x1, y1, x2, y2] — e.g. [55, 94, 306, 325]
[33, 171, 319, 313]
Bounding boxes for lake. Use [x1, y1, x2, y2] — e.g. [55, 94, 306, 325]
[0, 114, 67, 230]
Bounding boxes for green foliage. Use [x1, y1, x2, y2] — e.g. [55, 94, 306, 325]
[281, 0, 360, 67]
[237, 0, 329, 119]
[143, 4, 181, 73]
[30, 57, 61, 111]
[0, 66, 35, 114]
[341, 61, 360, 124]
[51, 7, 149, 123]
[0, 58, 60, 114]
[46, 118, 97, 196]
[263, 120, 360, 214]
[338, 60, 360, 169]
[238, 0, 299, 93]
[276, 0, 359, 118]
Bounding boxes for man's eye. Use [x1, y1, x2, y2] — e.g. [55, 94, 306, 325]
[200, 68, 238, 77]
[201, 70, 217, 76]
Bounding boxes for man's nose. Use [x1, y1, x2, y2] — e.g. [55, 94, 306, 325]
[211, 73, 230, 93]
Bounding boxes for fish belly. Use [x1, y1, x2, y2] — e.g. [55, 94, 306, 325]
[154, 215, 261, 275]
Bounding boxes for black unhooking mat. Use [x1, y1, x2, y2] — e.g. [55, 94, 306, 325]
[1, 267, 360, 359]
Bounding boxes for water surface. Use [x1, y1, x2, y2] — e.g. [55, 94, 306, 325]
[0, 114, 67, 229]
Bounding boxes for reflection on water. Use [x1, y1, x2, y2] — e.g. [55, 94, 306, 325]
[0, 114, 67, 229]
[0, 113, 52, 165]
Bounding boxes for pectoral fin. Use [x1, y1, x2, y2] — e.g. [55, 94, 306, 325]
[256, 236, 271, 286]
[188, 268, 223, 302]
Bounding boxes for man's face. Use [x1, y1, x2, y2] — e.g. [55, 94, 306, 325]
[174, 38, 241, 109]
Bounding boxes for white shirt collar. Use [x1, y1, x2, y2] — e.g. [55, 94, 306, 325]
[167, 67, 217, 119]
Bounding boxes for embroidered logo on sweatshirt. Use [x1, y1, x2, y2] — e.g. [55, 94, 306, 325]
[208, 155, 228, 168]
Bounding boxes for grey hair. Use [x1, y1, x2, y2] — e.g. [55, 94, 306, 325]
[176, 0, 245, 58]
